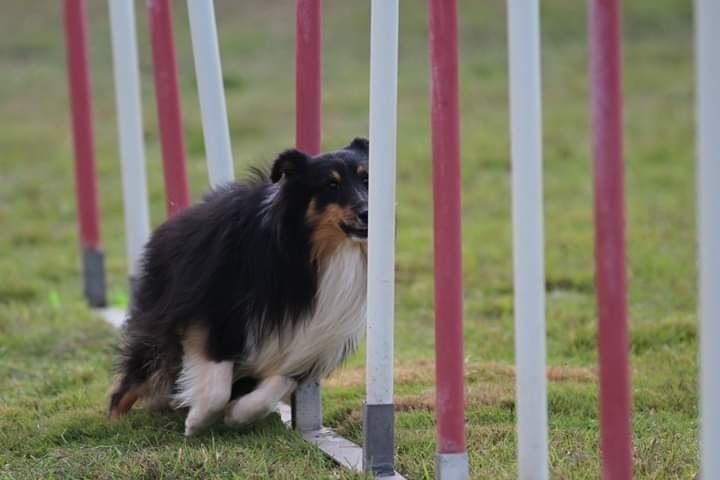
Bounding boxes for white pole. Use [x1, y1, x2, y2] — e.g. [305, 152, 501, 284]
[186, 0, 235, 187]
[507, 0, 549, 478]
[108, 0, 151, 281]
[363, 0, 398, 475]
[366, 0, 398, 409]
[696, 0, 720, 477]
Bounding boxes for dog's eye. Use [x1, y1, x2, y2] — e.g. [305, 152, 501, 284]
[327, 180, 340, 190]
[362, 176, 369, 187]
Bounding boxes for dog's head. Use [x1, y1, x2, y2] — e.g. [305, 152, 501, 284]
[271, 138, 369, 260]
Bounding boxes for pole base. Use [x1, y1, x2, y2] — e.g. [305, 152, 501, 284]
[291, 378, 322, 432]
[82, 247, 106, 308]
[436, 452, 468, 480]
[363, 402, 395, 476]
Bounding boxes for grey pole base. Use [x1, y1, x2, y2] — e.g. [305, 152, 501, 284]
[82, 248, 107, 308]
[292, 378, 322, 432]
[436, 452, 469, 480]
[363, 403, 395, 476]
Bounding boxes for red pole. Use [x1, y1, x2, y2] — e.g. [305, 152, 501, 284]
[428, 0, 466, 457]
[295, 0, 322, 155]
[291, 0, 324, 434]
[589, 0, 633, 478]
[147, 0, 190, 216]
[63, 0, 106, 307]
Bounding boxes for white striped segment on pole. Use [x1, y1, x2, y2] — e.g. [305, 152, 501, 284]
[366, 0, 399, 408]
[696, 0, 720, 477]
[507, 0, 549, 478]
[108, 0, 151, 280]
[186, 0, 235, 187]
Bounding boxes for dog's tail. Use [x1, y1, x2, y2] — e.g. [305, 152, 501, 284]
[108, 335, 155, 419]
[108, 310, 181, 418]
[108, 375, 146, 419]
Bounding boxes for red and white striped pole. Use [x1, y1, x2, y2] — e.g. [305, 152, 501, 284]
[63, 0, 106, 308]
[588, 1, 633, 478]
[291, 0, 323, 434]
[147, 0, 190, 216]
[428, 1, 468, 478]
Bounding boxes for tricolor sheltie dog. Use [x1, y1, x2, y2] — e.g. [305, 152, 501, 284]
[109, 138, 369, 436]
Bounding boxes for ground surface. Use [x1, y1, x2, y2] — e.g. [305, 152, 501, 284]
[0, 1, 699, 478]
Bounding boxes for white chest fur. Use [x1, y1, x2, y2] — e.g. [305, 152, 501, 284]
[248, 242, 367, 379]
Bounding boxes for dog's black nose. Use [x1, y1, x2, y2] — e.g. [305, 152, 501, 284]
[358, 209, 368, 225]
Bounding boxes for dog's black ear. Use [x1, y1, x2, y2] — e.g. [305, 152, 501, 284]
[346, 137, 369, 154]
[271, 149, 309, 183]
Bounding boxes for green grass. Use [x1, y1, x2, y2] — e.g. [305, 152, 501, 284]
[0, 0, 699, 478]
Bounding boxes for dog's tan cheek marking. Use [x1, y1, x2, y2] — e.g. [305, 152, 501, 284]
[308, 204, 355, 265]
[331, 170, 342, 182]
[357, 165, 367, 176]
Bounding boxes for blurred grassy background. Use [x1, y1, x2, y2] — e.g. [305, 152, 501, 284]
[0, 1, 698, 478]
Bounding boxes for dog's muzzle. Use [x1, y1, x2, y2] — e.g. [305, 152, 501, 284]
[342, 208, 368, 240]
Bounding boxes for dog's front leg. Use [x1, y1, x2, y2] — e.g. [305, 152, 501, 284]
[176, 354, 234, 436]
[224, 375, 297, 426]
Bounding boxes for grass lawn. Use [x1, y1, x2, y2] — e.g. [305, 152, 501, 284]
[0, 0, 699, 478]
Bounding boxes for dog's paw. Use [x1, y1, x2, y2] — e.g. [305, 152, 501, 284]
[223, 395, 274, 427]
[184, 421, 201, 437]
[184, 406, 219, 437]
[184, 412, 206, 437]
[184, 419, 202, 437]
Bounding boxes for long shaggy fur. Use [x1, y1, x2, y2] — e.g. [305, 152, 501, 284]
[109, 138, 370, 431]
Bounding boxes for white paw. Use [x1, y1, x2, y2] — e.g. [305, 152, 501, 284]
[184, 415, 204, 437]
[184, 405, 223, 437]
[224, 394, 275, 427]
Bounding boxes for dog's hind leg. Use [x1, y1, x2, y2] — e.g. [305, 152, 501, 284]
[224, 375, 297, 427]
[176, 328, 233, 436]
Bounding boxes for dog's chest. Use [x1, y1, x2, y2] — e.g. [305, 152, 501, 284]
[251, 243, 367, 378]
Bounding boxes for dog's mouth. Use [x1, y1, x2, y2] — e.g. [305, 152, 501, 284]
[341, 223, 368, 240]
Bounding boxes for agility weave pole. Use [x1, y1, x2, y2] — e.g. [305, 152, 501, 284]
[506, 0, 549, 478]
[108, 0, 151, 295]
[364, 0, 400, 475]
[427, 1, 469, 478]
[696, 0, 720, 477]
[62, 0, 106, 308]
[289, 0, 324, 436]
[186, 0, 235, 188]
[147, 0, 190, 216]
[588, 1, 633, 478]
